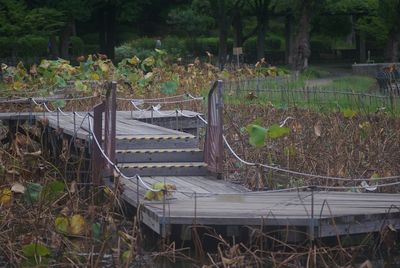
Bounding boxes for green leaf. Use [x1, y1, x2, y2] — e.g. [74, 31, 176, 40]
[142, 56, 155, 66]
[22, 243, 50, 258]
[138, 78, 147, 88]
[24, 182, 43, 204]
[55, 216, 69, 234]
[51, 99, 66, 108]
[343, 108, 357, 119]
[75, 80, 88, 92]
[41, 180, 65, 201]
[160, 81, 178, 95]
[54, 75, 66, 88]
[155, 48, 167, 55]
[92, 222, 101, 241]
[246, 123, 268, 147]
[267, 124, 290, 139]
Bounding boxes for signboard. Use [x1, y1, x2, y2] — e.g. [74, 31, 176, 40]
[233, 47, 243, 55]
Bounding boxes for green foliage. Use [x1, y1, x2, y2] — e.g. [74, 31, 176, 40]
[343, 108, 358, 118]
[167, 7, 214, 37]
[321, 76, 376, 92]
[24, 182, 43, 204]
[41, 180, 65, 201]
[243, 35, 283, 57]
[310, 36, 332, 54]
[160, 81, 178, 95]
[144, 183, 177, 201]
[245, 121, 290, 147]
[22, 243, 50, 257]
[70, 36, 85, 56]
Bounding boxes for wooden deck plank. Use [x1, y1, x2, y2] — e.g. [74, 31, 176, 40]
[3, 110, 400, 238]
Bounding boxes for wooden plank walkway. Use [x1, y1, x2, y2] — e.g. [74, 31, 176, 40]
[2, 110, 400, 239]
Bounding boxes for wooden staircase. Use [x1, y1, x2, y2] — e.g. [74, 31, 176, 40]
[115, 132, 209, 177]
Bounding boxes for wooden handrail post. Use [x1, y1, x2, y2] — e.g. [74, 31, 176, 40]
[104, 81, 117, 177]
[91, 80, 117, 185]
[204, 80, 224, 178]
[92, 102, 105, 186]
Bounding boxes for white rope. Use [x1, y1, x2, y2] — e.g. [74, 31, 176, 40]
[223, 134, 400, 183]
[177, 110, 199, 118]
[152, 106, 177, 116]
[43, 102, 55, 113]
[144, 98, 202, 105]
[57, 107, 69, 116]
[117, 93, 187, 102]
[197, 114, 208, 124]
[130, 100, 147, 112]
[223, 135, 256, 166]
[73, 111, 85, 118]
[187, 93, 204, 100]
[87, 114, 162, 192]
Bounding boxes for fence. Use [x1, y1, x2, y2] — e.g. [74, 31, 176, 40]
[224, 77, 400, 114]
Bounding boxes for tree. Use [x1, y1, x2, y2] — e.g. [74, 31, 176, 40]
[248, 0, 272, 61]
[274, 0, 315, 71]
[0, 0, 64, 58]
[379, 0, 400, 62]
[167, 6, 213, 37]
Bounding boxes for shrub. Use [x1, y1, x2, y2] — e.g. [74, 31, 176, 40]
[0, 37, 16, 57]
[115, 45, 153, 62]
[187, 37, 234, 57]
[243, 35, 283, 56]
[17, 35, 48, 57]
[127, 37, 157, 50]
[162, 36, 187, 57]
[70, 36, 84, 56]
[310, 36, 332, 54]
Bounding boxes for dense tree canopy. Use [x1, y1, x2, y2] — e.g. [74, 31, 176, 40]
[0, 0, 399, 69]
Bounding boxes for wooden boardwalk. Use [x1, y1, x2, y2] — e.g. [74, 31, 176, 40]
[1, 110, 400, 240]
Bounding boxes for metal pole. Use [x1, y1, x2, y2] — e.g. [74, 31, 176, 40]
[309, 185, 316, 243]
[73, 112, 76, 135]
[29, 98, 33, 125]
[136, 176, 139, 207]
[175, 110, 179, 130]
[56, 106, 60, 128]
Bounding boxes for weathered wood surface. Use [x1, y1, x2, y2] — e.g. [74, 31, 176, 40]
[117, 173, 400, 237]
[0, 111, 198, 141]
[2, 110, 400, 238]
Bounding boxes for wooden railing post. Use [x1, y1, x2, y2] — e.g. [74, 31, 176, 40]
[204, 80, 224, 178]
[92, 102, 105, 186]
[104, 81, 117, 177]
[91, 80, 117, 185]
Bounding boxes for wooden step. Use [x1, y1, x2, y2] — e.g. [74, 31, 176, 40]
[116, 134, 198, 149]
[118, 162, 209, 176]
[116, 148, 203, 163]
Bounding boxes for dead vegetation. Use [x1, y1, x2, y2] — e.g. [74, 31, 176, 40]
[224, 104, 400, 191]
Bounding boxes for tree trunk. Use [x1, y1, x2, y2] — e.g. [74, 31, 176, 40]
[285, 15, 294, 65]
[217, 0, 228, 69]
[49, 35, 59, 59]
[59, 18, 74, 59]
[98, 3, 116, 61]
[232, 11, 243, 47]
[256, 19, 266, 61]
[289, 1, 312, 71]
[385, 30, 400, 62]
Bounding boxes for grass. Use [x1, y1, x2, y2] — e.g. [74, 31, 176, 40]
[223, 75, 400, 114]
[320, 75, 377, 92]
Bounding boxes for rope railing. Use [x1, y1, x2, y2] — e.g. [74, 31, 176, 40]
[116, 92, 204, 104]
[5, 82, 400, 193]
[184, 107, 400, 191]
[0, 94, 98, 105]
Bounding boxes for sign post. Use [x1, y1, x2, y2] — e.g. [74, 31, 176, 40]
[233, 47, 243, 68]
